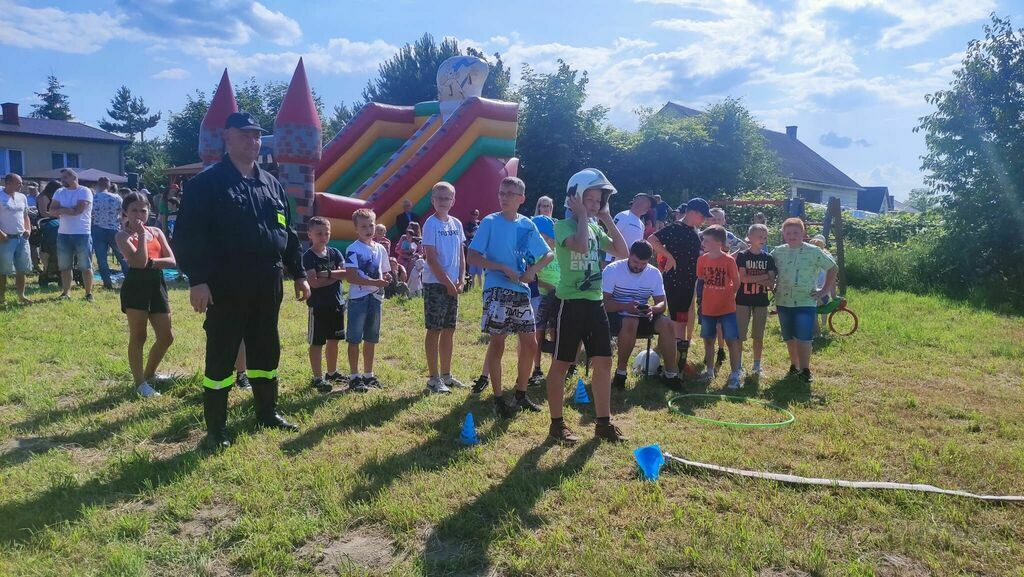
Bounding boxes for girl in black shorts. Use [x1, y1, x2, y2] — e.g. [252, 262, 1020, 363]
[115, 192, 176, 398]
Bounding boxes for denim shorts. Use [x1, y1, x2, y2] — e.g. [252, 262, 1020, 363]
[777, 306, 816, 342]
[0, 235, 32, 275]
[346, 295, 382, 344]
[57, 233, 93, 271]
[700, 311, 739, 340]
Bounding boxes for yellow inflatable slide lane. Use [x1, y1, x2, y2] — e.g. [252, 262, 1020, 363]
[314, 97, 518, 245]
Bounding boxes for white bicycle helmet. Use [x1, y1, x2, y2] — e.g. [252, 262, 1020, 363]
[565, 168, 617, 210]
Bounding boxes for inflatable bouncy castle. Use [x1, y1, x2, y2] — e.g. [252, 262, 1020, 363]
[197, 56, 519, 249]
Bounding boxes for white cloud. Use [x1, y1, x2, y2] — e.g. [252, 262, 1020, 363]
[117, 0, 302, 46]
[151, 67, 190, 80]
[0, 1, 128, 54]
[189, 38, 398, 76]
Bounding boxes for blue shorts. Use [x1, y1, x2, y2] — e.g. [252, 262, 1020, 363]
[700, 312, 738, 340]
[0, 235, 32, 275]
[346, 295, 382, 344]
[777, 306, 816, 342]
[57, 233, 93, 271]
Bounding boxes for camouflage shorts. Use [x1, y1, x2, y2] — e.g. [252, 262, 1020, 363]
[423, 283, 459, 330]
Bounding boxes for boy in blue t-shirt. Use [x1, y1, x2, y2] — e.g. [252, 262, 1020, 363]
[302, 217, 346, 393]
[467, 177, 553, 417]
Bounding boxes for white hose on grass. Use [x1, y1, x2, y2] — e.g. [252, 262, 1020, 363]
[662, 452, 1024, 503]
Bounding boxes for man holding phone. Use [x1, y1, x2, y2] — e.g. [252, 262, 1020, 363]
[602, 240, 681, 390]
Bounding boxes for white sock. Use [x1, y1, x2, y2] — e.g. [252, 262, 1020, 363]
[664, 371, 678, 378]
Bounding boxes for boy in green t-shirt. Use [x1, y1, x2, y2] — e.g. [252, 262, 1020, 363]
[545, 169, 629, 445]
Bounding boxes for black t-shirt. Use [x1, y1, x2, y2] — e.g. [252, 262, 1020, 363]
[302, 246, 345, 309]
[735, 249, 776, 306]
[652, 222, 701, 293]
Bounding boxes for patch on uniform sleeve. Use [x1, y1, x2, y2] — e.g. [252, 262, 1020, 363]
[277, 212, 286, 226]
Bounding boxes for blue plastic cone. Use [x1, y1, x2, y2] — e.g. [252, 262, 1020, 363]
[634, 444, 665, 481]
[459, 412, 480, 445]
[573, 378, 591, 404]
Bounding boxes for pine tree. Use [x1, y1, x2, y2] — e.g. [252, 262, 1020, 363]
[30, 75, 73, 120]
[100, 86, 161, 142]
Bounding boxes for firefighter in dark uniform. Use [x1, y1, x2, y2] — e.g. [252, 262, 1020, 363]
[174, 112, 311, 449]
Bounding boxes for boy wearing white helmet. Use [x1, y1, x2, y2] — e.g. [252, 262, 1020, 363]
[546, 168, 630, 445]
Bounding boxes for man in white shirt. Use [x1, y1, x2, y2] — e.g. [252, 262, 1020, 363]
[602, 240, 681, 390]
[606, 192, 652, 264]
[49, 168, 95, 300]
[0, 173, 32, 304]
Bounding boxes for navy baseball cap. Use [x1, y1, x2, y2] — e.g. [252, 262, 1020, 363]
[680, 197, 711, 217]
[225, 112, 267, 132]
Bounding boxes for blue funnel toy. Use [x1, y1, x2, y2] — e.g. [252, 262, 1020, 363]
[573, 378, 591, 404]
[634, 444, 665, 481]
[460, 412, 480, 446]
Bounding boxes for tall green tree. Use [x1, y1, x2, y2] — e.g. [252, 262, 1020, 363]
[99, 85, 161, 142]
[906, 187, 940, 213]
[362, 33, 512, 105]
[323, 102, 354, 143]
[515, 61, 615, 210]
[124, 139, 170, 190]
[164, 90, 208, 166]
[30, 74, 73, 120]
[917, 14, 1024, 309]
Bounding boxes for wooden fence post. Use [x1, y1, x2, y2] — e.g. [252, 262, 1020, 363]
[828, 197, 847, 296]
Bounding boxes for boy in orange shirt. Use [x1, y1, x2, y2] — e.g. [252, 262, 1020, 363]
[696, 225, 742, 388]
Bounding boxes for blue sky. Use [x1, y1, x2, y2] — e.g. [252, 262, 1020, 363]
[3, 0, 1021, 200]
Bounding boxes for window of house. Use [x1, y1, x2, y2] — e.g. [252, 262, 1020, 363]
[796, 188, 822, 203]
[51, 152, 80, 169]
[0, 148, 24, 175]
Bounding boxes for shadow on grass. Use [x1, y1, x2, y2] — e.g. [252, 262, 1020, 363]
[344, 399, 513, 504]
[279, 392, 427, 456]
[0, 447, 207, 544]
[761, 375, 816, 408]
[421, 440, 599, 576]
[10, 385, 138, 436]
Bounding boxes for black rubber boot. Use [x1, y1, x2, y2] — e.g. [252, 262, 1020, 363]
[202, 386, 232, 450]
[252, 378, 299, 431]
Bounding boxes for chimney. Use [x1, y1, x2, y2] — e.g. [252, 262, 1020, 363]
[785, 125, 797, 139]
[2, 103, 19, 125]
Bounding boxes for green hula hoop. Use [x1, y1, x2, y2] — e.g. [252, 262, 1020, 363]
[668, 394, 795, 428]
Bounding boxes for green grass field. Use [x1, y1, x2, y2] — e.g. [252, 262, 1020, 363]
[1, 283, 1022, 576]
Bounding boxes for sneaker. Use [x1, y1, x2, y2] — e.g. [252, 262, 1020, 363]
[471, 375, 489, 394]
[57, 294, 71, 302]
[528, 368, 545, 388]
[697, 369, 716, 383]
[612, 372, 628, 390]
[786, 365, 798, 377]
[441, 374, 467, 389]
[137, 382, 161, 397]
[715, 347, 726, 369]
[548, 422, 579, 445]
[751, 363, 762, 375]
[234, 373, 251, 390]
[662, 373, 683, 391]
[427, 376, 451, 394]
[565, 364, 577, 382]
[326, 372, 348, 384]
[363, 375, 383, 389]
[495, 396, 519, 419]
[725, 371, 742, 390]
[513, 391, 542, 412]
[348, 376, 369, 392]
[310, 377, 333, 394]
[800, 368, 813, 383]
[595, 422, 627, 442]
